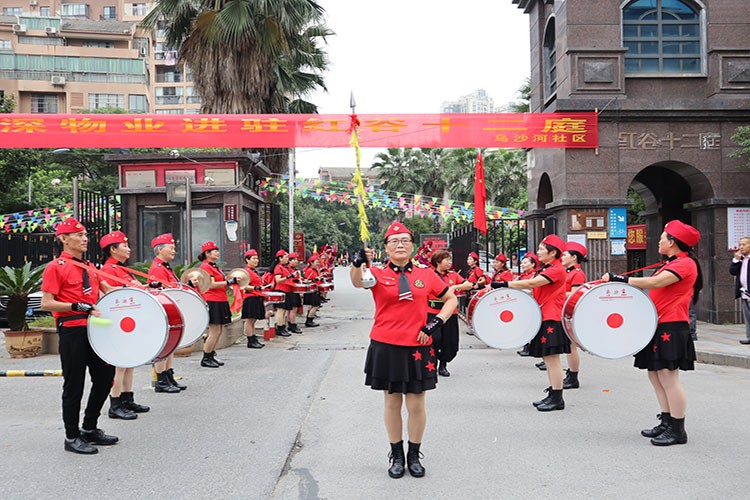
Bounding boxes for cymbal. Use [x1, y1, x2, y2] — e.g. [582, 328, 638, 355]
[180, 267, 210, 294]
[227, 268, 251, 288]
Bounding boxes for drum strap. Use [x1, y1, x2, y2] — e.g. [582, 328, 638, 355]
[57, 313, 89, 328]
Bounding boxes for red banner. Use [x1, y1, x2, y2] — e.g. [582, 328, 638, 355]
[0, 113, 598, 149]
[627, 224, 647, 250]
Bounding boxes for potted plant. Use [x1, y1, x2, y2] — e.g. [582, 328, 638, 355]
[0, 262, 47, 358]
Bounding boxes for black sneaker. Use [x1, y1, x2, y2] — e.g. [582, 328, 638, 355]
[80, 428, 119, 446]
[64, 437, 98, 455]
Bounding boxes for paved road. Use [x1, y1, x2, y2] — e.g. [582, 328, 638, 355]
[2, 268, 749, 500]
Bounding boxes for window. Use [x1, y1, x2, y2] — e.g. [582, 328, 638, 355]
[623, 0, 702, 75]
[128, 94, 148, 112]
[3, 7, 23, 15]
[0, 40, 11, 50]
[40, 7, 50, 16]
[102, 6, 116, 20]
[83, 40, 115, 49]
[61, 4, 89, 17]
[543, 18, 557, 100]
[19, 36, 64, 46]
[88, 93, 124, 109]
[30, 94, 58, 113]
[155, 86, 183, 105]
[131, 3, 147, 16]
[155, 108, 185, 114]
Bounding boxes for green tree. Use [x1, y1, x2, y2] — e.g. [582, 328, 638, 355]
[0, 93, 15, 113]
[730, 125, 750, 168]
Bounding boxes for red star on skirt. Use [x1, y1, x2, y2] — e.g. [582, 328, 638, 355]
[541, 336, 547, 344]
[426, 361, 436, 372]
[660, 332, 671, 342]
[546, 326, 554, 334]
[429, 348, 435, 357]
[412, 351, 423, 361]
[653, 344, 658, 352]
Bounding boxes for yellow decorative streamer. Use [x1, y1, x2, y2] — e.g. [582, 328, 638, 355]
[350, 125, 370, 243]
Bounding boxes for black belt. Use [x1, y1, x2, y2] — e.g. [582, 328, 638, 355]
[57, 313, 89, 328]
[428, 300, 444, 309]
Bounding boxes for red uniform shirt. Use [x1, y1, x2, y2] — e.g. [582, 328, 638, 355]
[273, 263, 294, 292]
[532, 259, 567, 321]
[200, 260, 228, 302]
[101, 258, 136, 287]
[565, 265, 586, 292]
[491, 269, 514, 284]
[649, 252, 697, 323]
[427, 269, 463, 315]
[467, 265, 485, 285]
[244, 266, 263, 297]
[304, 266, 321, 282]
[369, 262, 448, 346]
[515, 269, 536, 281]
[148, 257, 179, 285]
[41, 251, 101, 327]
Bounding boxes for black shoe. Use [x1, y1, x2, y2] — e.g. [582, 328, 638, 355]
[562, 369, 579, 389]
[641, 412, 671, 438]
[247, 336, 265, 349]
[108, 404, 137, 420]
[276, 326, 292, 337]
[532, 387, 552, 408]
[740, 339, 750, 345]
[155, 372, 181, 392]
[211, 351, 225, 366]
[65, 437, 98, 455]
[690, 332, 698, 341]
[80, 428, 119, 446]
[466, 328, 475, 336]
[305, 318, 319, 328]
[200, 352, 220, 368]
[535, 361, 547, 371]
[121, 392, 149, 413]
[517, 344, 531, 357]
[166, 368, 187, 390]
[536, 389, 564, 411]
[651, 418, 687, 446]
[406, 441, 425, 478]
[438, 362, 450, 377]
[288, 323, 303, 334]
[388, 441, 405, 479]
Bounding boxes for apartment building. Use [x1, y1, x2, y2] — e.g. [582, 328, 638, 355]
[0, 0, 200, 114]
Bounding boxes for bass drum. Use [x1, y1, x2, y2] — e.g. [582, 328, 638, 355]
[563, 282, 657, 359]
[468, 288, 541, 349]
[161, 287, 209, 349]
[88, 288, 184, 368]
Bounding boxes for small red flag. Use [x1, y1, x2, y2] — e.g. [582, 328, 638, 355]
[474, 148, 487, 234]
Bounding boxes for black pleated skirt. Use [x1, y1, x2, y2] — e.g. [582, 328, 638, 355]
[241, 296, 266, 320]
[303, 291, 322, 307]
[207, 301, 232, 325]
[528, 320, 571, 358]
[634, 321, 696, 371]
[364, 340, 438, 394]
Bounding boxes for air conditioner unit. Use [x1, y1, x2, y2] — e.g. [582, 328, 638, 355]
[30, 0, 38, 5]
[51, 76, 66, 86]
[45, 26, 58, 35]
[12, 24, 27, 33]
[139, 47, 148, 56]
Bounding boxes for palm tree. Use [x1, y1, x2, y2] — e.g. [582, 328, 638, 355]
[373, 148, 424, 195]
[142, 0, 332, 172]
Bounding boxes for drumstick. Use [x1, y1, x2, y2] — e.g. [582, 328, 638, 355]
[89, 317, 113, 326]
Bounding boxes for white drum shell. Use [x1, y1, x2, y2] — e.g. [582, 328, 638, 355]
[563, 282, 657, 359]
[470, 288, 542, 349]
[161, 287, 209, 349]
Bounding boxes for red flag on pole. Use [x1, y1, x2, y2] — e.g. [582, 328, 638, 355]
[473, 148, 487, 234]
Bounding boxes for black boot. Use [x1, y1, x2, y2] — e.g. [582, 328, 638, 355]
[388, 441, 405, 478]
[247, 335, 265, 349]
[641, 412, 671, 438]
[517, 344, 531, 357]
[563, 369, 580, 389]
[535, 361, 547, 371]
[536, 389, 564, 411]
[305, 317, 319, 327]
[651, 417, 688, 446]
[154, 371, 181, 392]
[288, 322, 303, 334]
[276, 324, 292, 337]
[438, 361, 450, 377]
[200, 351, 220, 368]
[108, 396, 137, 420]
[166, 368, 187, 390]
[532, 387, 552, 407]
[121, 391, 149, 413]
[211, 351, 225, 366]
[406, 441, 425, 477]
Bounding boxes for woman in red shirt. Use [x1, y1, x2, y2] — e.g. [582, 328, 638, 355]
[562, 242, 588, 390]
[491, 234, 570, 411]
[302, 254, 322, 328]
[241, 249, 265, 349]
[604, 220, 702, 446]
[515, 253, 539, 357]
[351, 222, 457, 479]
[490, 253, 514, 285]
[198, 241, 235, 368]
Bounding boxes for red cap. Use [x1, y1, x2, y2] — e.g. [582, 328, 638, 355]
[244, 249, 258, 258]
[55, 217, 85, 236]
[151, 233, 175, 248]
[664, 220, 700, 247]
[320, 245, 329, 253]
[541, 234, 566, 254]
[565, 241, 587, 258]
[288, 252, 300, 260]
[201, 241, 218, 253]
[468, 252, 479, 261]
[275, 249, 288, 258]
[384, 221, 413, 241]
[307, 253, 319, 263]
[99, 230, 128, 249]
[494, 253, 507, 263]
[523, 252, 539, 267]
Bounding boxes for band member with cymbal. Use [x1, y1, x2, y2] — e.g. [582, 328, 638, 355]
[41, 218, 118, 455]
[603, 220, 702, 446]
[241, 249, 265, 349]
[198, 241, 236, 367]
[148, 233, 186, 392]
[100, 231, 150, 420]
[302, 254, 322, 328]
[491, 234, 570, 411]
[562, 242, 588, 390]
[351, 221, 458, 479]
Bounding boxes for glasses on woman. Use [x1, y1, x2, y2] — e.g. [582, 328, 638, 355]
[386, 238, 413, 246]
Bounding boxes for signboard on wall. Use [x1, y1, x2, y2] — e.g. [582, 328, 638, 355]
[627, 224, 647, 250]
[570, 209, 607, 231]
[608, 208, 627, 239]
[293, 232, 305, 258]
[728, 208, 750, 250]
[420, 233, 449, 250]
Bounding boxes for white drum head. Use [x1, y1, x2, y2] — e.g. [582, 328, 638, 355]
[564, 282, 657, 359]
[471, 288, 541, 349]
[162, 288, 209, 349]
[88, 288, 169, 368]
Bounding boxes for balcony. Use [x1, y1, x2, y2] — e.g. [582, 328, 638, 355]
[155, 95, 183, 105]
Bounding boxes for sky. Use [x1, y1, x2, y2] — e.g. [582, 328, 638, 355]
[293, 0, 531, 178]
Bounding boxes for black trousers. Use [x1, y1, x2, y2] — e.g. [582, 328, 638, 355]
[428, 313, 460, 363]
[58, 326, 115, 439]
